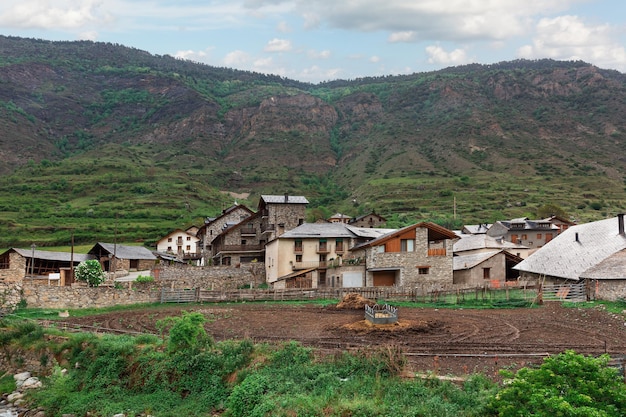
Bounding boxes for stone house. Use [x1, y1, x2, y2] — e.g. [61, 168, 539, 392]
[514, 214, 626, 301]
[211, 194, 308, 267]
[196, 204, 254, 266]
[0, 248, 92, 285]
[88, 242, 157, 274]
[350, 222, 458, 288]
[349, 212, 387, 228]
[453, 250, 523, 287]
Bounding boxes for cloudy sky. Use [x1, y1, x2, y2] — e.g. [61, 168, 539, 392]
[0, 0, 624, 83]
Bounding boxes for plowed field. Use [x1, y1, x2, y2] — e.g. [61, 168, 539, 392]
[57, 302, 626, 377]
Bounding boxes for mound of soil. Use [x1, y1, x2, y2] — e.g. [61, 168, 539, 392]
[341, 319, 442, 334]
[336, 293, 376, 309]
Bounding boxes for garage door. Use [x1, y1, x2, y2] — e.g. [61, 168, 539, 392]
[373, 270, 396, 286]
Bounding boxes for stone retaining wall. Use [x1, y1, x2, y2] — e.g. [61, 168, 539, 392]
[154, 263, 265, 290]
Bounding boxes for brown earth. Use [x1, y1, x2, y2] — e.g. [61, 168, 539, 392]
[55, 302, 626, 378]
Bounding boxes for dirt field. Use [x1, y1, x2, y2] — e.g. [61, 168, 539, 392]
[56, 301, 626, 378]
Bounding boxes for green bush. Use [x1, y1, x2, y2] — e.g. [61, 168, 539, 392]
[491, 350, 626, 417]
[156, 311, 212, 353]
[74, 259, 107, 287]
[135, 274, 154, 283]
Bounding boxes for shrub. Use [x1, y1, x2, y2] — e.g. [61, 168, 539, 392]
[490, 350, 626, 417]
[156, 311, 212, 353]
[135, 275, 154, 283]
[74, 259, 107, 287]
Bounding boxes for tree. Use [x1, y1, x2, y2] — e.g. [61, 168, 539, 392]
[490, 350, 626, 417]
[74, 259, 107, 287]
[536, 203, 568, 219]
[156, 311, 212, 353]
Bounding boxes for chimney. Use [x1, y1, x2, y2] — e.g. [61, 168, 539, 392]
[575, 232, 580, 243]
[284, 192, 289, 203]
[619, 213, 625, 236]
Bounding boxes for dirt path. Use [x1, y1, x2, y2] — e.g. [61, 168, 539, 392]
[56, 302, 626, 377]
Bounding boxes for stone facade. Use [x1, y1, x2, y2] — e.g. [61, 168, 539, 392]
[453, 253, 507, 286]
[212, 215, 265, 266]
[1, 282, 23, 311]
[0, 252, 26, 283]
[155, 263, 266, 290]
[197, 204, 253, 265]
[595, 279, 626, 301]
[22, 282, 161, 309]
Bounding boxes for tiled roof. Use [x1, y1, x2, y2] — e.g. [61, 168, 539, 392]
[280, 222, 361, 239]
[514, 216, 626, 280]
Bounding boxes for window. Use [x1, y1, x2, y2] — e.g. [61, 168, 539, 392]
[167, 246, 172, 251]
[186, 245, 191, 251]
[295, 254, 302, 262]
[335, 239, 344, 252]
[511, 234, 518, 243]
[537, 233, 542, 239]
[241, 239, 247, 245]
[168, 237, 172, 242]
[400, 239, 414, 252]
[319, 239, 328, 251]
[376, 245, 385, 253]
[295, 239, 303, 251]
[186, 236, 191, 241]
[546, 233, 553, 242]
[521, 234, 528, 240]
[418, 267, 429, 275]
[483, 268, 491, 279]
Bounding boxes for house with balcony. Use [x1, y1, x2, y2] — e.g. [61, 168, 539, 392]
[156, 229, 201, 263]
[487, 218, 560, 251]
[265, 222, 393, 288]
[350, 222, 458, 288]
[210, 194, 309, 267]
[196, 203, 254, 265]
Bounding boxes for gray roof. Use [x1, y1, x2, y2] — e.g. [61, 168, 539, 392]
[92, 242, 157, 260]
[345, 225, 396, 239]
[454, 234, 527, 253]
[261, 195, 309, 204]
[453, 251, 500, 271]
[280, 222, 361, 239]
[12, 248, 93, 262]
[580, 249, 626, 280]
[514, 216, 626, 281]
[462, 224, 492, 234]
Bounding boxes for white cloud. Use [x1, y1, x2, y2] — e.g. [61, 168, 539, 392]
[264, 38, 293, 52]
[224, 50, 251, 66]
[0, 0, 111, 30]
[388, 31, 416, 43]
[277, 20, 291, 33]
[425, 44, 470, 65]
[518, 15, 626, 71]
[369, 55, 380, 63]
[78, 30, 98, 41]
[174, 48, 214, 63]
[307, 49, 331, 59]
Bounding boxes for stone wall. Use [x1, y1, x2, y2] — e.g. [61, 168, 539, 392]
[22, 282, 161, 309]
[155, 263, 265, 290]
[596, 279, 626, 301]
[1, 282, 23, 311]
[0, 252, 26, 283]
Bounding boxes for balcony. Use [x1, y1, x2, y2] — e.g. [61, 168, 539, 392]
[427, 248, 447, 256]
[317, 245, 329, 254]
[294, 246, 303, 253]
[261, 223, 275, 234]
[215, 244, 264, 253]
[292, 261, 329, 270]
[241, 227, 257, 237]
[335, 244, 345, 254]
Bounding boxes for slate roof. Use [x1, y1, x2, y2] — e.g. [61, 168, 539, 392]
[280, 222, 370, 239]
[91, 243, 157, 260]
[580, 248, 626, 280]
[12, 248, 93, 263]
[261, 195, 309, 204]
[514, 216, 626, 281]
[461, 224, 492, 234]
[453, 251, 500, 271]
[454, 234, 526, 253]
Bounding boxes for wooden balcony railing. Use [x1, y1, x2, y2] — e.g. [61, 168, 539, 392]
[428, 248, 447, 256]
[215, 244, 264, 253]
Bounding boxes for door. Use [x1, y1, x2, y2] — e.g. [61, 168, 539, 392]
[373, 270, 396, 286]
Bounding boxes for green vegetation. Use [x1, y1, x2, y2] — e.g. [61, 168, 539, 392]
[491, 350, 626, 416]
[0, 36, 626, 247]
[2, 303, 626, 416]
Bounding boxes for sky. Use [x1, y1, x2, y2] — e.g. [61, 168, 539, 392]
[0, 0, 625, 83]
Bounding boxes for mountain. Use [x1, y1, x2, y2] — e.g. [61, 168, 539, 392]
[0, 35, 625, 247]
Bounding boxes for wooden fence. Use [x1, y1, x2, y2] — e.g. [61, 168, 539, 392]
[540, 282, 587, 302]
[160, 284, 542, 304]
